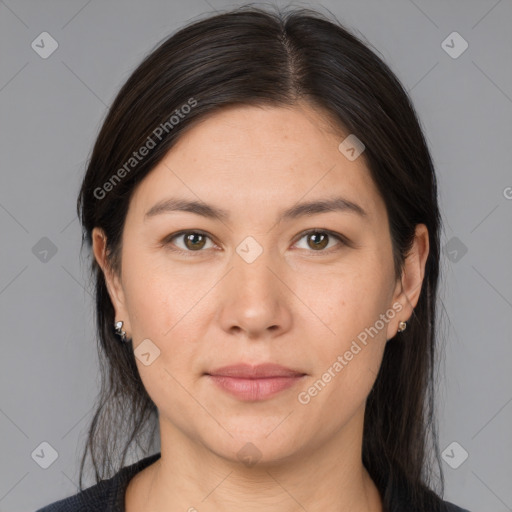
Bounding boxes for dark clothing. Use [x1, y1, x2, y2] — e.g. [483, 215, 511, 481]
[36, 452, 471, 512]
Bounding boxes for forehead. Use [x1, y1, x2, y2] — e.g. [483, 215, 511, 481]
[128, 103, 387, 227]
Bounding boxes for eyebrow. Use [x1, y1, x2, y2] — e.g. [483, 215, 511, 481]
[144, 196, 368, 223]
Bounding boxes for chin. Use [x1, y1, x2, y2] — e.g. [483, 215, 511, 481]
[199, 421, 306, 467]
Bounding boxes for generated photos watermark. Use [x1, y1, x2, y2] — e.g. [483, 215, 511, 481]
[297, 301, 403, 405]
[93, 97, 198, 200]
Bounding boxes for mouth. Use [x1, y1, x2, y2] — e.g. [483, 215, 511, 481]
[206, 362, 306, 379]
[205, 363, 307, 401]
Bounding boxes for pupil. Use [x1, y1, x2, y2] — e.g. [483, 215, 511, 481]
[309, 232, 328, 250]
[186, 233, 205, 250]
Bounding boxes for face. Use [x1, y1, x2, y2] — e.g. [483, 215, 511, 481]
[93, 102, 428, 466]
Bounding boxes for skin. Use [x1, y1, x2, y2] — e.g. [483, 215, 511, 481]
[92, 102, 429, 512]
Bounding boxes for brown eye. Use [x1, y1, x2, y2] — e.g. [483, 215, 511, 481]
[163, 228, 346, 257]
[306, 232, 329, 250]
[294, 229, 346, 253]
[183, 232, 207, 250]
[165, 231, 215, 253]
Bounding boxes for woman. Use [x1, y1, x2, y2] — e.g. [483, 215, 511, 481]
[37, 5, 471, 512]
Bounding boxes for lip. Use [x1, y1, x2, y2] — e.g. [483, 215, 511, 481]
[205, 363, 307, 401]
[206, 363, 305, 378]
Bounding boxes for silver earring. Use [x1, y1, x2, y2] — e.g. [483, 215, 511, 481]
[397, 320, 407, 333]
[114, 320, 128, 342]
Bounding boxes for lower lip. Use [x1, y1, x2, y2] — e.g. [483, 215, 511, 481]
[206, 375, 305, 401]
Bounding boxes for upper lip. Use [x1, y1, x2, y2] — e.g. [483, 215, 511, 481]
[206, 363, 306, 379]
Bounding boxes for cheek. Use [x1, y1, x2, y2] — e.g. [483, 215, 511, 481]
[122, 250, 210, 338]
[293, 265, 390, 397]
[294, 263, 388, 341]
[121, 248, 212, 366]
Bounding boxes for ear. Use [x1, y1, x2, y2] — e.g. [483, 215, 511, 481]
[386, 223, 430, 340]
[92, 227, 131, 335]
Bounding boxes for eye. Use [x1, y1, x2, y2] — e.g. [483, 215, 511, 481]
[162, 228, 348, 256]
[164, 230, 216, 254]
[292, 229, 346, 254]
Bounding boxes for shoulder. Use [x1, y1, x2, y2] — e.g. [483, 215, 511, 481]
[442, 500, 472, 512]
[387, 472, 472, 512]
[35, 452, 161, 512]
[34, 481, 110, 512]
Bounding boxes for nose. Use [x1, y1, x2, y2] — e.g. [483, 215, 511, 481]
[217, 248, 293, 340]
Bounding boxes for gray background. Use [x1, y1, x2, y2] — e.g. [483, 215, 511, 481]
[0, 0, 511, 511]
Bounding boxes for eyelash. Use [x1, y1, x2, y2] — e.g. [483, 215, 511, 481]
[162, 229, 348, 257]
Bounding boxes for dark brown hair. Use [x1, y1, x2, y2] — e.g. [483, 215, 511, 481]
[77, 5, 446, 510]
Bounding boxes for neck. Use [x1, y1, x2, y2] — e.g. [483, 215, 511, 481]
[129, 410, 383, 512]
